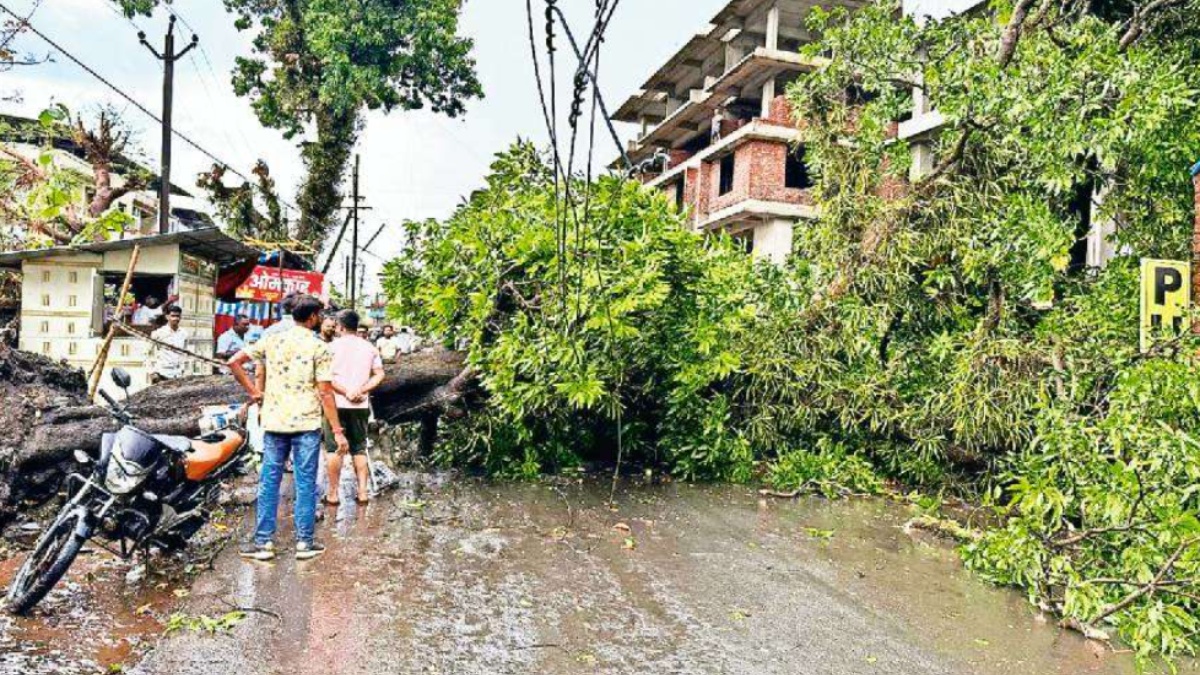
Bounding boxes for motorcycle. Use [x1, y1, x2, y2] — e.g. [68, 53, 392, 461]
[5, 367, 249, 614]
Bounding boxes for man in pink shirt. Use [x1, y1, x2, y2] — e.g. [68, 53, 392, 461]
[325, 310, 386, 504]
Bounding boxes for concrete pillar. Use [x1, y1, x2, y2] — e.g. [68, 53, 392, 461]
[761, 78, 776, 118]
[911, 141, 935, 180]
[753, 218, 794, 264]
[1085, 183, 1116, 269]
[765, 2, 781, 51]
[724, 42, 745, 73]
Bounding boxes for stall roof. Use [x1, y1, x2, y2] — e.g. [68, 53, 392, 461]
[0, 228, 261, 270]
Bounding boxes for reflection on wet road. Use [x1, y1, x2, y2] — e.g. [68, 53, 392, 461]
[130, 473, 1185, 675]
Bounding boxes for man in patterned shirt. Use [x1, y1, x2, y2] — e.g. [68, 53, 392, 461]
[227, 295, 349, 561]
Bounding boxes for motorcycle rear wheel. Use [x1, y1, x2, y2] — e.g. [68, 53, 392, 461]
[5, 506, 91, 615]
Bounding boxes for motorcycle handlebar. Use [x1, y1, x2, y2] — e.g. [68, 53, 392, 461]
[98, 390, 132, 423]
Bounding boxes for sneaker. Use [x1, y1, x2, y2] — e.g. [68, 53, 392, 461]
[295, 541, 326, 560]
[239, 541, 276, 561]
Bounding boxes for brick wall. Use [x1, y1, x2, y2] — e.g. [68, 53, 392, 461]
[707, 139, 814, 216]
[765, 96, 794, 127]
[683, 166, 700, 224]
[668, 149, 693, 170]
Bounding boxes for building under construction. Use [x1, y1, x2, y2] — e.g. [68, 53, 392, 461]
[613, 0, 863, 263]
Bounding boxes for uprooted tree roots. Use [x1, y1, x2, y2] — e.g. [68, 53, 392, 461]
[0, 347, 474, 524]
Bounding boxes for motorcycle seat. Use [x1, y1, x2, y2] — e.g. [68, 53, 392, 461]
[154, 435, 194, 454]
[183, 430, 244, 482]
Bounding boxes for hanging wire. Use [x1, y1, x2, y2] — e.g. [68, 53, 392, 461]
[0, 1, 305, 218]
[526, 0, 630, 506]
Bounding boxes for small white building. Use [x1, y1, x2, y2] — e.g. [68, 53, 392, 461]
[0, 229, 259, 402]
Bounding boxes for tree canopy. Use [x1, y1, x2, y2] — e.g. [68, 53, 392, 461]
[771, 0, 1200, 662]
[384, 143, 760, 479]
[117, 0, 482, 246]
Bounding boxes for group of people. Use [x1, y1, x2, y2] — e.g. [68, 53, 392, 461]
[124, 288, 410, 562]
[226, 294, 389, 562]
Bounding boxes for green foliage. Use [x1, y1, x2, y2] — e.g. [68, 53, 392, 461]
[377, 0, 1200, 661]
[0, 106, 133, 250]
[775, 0, 1200, 662]
[222, 0, 483, 243]
[384, 142, 759, 479]
[165, 611, 247, 634]
[767, 439, 884, 498]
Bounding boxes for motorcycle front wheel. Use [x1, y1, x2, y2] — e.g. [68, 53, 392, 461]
[5, 506, 91, 615]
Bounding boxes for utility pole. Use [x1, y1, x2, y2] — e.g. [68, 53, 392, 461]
[350, 155, 360, 309]
[359, 263, 366, 314]
[334, 154, 372, 309]
[364, 222, 388, 251]
[140, 15, 198, 235]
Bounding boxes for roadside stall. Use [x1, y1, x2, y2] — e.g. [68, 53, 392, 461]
[0, 228, 260, 402]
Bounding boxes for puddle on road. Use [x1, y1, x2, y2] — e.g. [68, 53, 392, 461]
[0, 505, 246, 674]
[0, 543, 181, 673]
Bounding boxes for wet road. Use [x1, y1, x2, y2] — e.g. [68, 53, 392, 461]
[129, 473, 1171, 675]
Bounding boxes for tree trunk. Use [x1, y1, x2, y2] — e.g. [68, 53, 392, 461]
[0, 348, 472, 523]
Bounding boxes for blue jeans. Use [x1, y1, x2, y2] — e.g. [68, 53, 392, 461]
[256, 430, 321, 546]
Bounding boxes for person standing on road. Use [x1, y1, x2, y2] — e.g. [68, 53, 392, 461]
[228, 295, 349, 561]
[149, 306, 188, 384]
[326, 310, 385, 505]
[375, 324, 401, 363]
[216, 315, 252, 360]
[396, 326, 419, 355]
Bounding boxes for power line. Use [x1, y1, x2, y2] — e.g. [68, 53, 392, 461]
[159, 1, 264, 172]
[0, 0, 301, 215]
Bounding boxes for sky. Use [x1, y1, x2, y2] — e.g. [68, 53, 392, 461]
[0, 0, 729, 295]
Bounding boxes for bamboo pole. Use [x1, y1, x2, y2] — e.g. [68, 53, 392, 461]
[88, 244, 141, 400]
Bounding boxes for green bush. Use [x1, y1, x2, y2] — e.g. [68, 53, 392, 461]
[767, 439, 885, 498]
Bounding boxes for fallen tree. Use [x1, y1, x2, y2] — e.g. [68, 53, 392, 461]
[0, 347, 471, 523]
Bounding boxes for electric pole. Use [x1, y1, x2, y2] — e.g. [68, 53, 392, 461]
[140, 15, 198, 235]
[350, 154, 360, 309]
[334, 154, 372, 310]
[359, 263, 367, 315]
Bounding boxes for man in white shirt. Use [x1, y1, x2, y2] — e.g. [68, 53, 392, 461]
[132, 293, 179, 326]
[395, 327, 418, 355]
[375, 325, 401, 362]
[149, 306, 189, 384]
[132, 295, 164, 326]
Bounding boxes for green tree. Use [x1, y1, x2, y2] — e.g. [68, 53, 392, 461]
[118, 0, 482, 246]
[383, 142, 759, 479]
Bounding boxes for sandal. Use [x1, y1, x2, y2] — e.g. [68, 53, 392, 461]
[322, 496, 340, 506]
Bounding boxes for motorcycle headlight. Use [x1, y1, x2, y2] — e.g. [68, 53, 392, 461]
[104, 449, 150, 495]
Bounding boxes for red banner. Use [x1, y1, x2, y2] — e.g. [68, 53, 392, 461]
[235, 266, 325, 303]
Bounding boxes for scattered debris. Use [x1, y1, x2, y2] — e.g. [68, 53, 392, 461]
[164, 611, 246, 635]
[902, 514, 981, 542]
